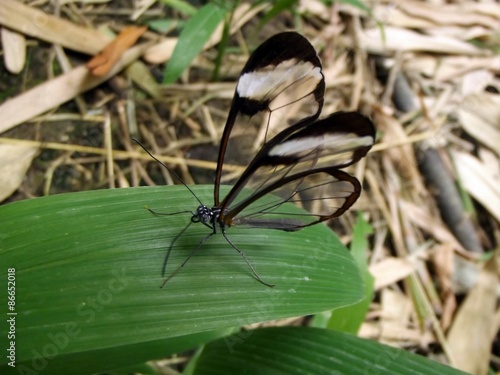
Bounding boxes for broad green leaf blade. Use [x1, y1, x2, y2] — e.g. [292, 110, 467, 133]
[0, 186, 362, 373]
[6, 329, 232, 375]
[163, 3, 226, 83]
[193, 327, 467, 375]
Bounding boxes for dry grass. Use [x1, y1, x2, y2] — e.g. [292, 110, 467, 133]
[1, 0, 499, 374]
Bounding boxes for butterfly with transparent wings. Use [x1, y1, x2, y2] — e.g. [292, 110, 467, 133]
[136, 32, 375, 288]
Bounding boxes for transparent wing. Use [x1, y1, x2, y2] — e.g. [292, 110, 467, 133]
[230, 169, 361, 230]
[220, 112, 375, 230]
[214, 32, 325, 205]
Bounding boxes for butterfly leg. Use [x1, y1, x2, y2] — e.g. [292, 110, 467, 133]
[160, 227, 217, 288]
[221, 231, 275, 288]
[161, 220, 193, 278]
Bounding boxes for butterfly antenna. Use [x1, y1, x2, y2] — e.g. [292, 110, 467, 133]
[132, 138, 204, 206]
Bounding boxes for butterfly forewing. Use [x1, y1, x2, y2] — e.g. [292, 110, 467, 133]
[214, 32, 325, 203]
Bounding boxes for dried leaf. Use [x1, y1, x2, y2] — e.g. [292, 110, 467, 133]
[452, 151, 500, 222]
[0, 144, 38, 202]
[125, 62, 161, 99]
[447, 252, 500, 374]
[379, 289, 415, 345]
[460, 70, 494, 95]
[370, 257, 415, 290]
[379, 1, 500, 30]
[0, 0, 109, 55]
[400, 200, 463, 250]
[1, 27, 26, 73]
[430, 243, 456, 330]
[405, 56, 500, 82]
[458, 93, 500, 156]
[0, 42, 153, 134]
[359, 26, 487, 55]
[142, 38, 177, 64]
[87, 26, 148, 76]
[375, 112, 423, 187]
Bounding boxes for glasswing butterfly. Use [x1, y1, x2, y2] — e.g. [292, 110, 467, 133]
[137, 32, 375, 287]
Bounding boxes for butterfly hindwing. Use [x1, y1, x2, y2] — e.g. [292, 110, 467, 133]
[218, 111, 375, 229]
[229, 169, 362, 230]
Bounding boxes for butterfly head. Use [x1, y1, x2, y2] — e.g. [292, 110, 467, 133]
[192, 205, 213, 225]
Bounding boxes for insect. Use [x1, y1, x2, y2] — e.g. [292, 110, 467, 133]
[137, 32, 375, 287]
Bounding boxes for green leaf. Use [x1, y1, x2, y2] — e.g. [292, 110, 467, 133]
[0, 186, 363, 374]
[2, 327, 232, 375]
[350, 212, 374, 273]
[160, 0, 197, 16]
[147, 19, 183, 34]
[193, 327, 468, 375]
[163, 3, 226, 84]
[326, 213, 374, 333]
